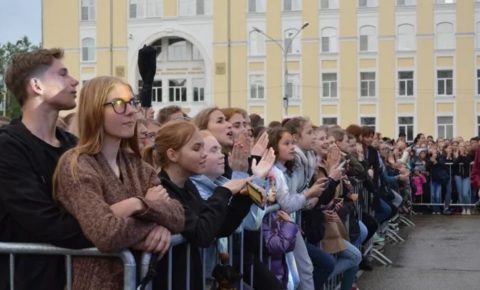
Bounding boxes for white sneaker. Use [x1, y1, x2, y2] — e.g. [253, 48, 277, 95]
[467, 209, 471, 215]
[462, 209, 466, 215]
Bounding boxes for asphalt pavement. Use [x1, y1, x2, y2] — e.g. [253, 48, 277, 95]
[357, 215, 480, 290]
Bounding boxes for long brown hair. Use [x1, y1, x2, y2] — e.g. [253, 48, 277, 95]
[267, 127, 295, 173]
[55, 76, 140, 182]
[143, 120, 198, 168]
[192, 107, 219, 130]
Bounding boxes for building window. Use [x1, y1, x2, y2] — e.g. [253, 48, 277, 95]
[152, 80, 162, 103]
[249, 75, 265, 99]
[398, 116, 414, 142]
[81, 38, 95, 62]
[398, 71, 414, 97]
[320, 0, 338, 9]
[249, 30, 265, 56]
[322, 117, 338, 125]
[129, 0, 144, 18]
[283, 0, 301, 11]
[359, 25, 376, 52]
[81, 0, 95, 21]
[397, 24, 415, 51]
[284, 29, 302, 54]
[248, 0, 265, 12]
[396, 0, 415, 5]
[358, 0, 376, 8]
[436, 0, 455, 4]
[286, 74, 300, 99]
[321, 27, 337, 53]
[168, 79, 187, 102]
[437, 116, 454, 139]
[436, 22, 455, 50]
[437, 70, 453, 97]
[167, 38, 202, 61]
[179, 0, 212, 16]
[322, 73, 337, 98]
[192, 78, 205, 102]
[145, 0, 163, 17]
[360, 72, 376, 97]
[477, 116, 480, 136]
[477, 69, 480, 95]
[361, 117, 376, 132]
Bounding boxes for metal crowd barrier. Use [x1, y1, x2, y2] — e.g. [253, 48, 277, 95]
[412, 162, 479, 208]
[0, 242, 136, 290]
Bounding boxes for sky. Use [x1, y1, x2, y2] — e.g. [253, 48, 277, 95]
[0, 0, 42, 45]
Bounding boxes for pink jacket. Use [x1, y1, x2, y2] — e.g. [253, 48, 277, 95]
[412, 175, 427, 196]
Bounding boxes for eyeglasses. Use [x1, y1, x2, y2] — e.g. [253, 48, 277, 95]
[103, 98, 140, 114]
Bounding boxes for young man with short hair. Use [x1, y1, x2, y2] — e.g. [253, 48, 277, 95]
[0, 48, 91, 290]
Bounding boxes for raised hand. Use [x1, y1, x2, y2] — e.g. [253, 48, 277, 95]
[326, 146, 342, 172]
[251, 131, 269, 156]
[251, 148, 276, 179]
[228, 143, 249, 172]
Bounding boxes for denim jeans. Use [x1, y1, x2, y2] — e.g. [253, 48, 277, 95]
[431, 182, 442, 212]
[329, 240, 362, 290]
[352, 221, 368, 248]
[305, 242, 335, 289]
[374, 199, 392, 224]
[454, 175, 471, 210]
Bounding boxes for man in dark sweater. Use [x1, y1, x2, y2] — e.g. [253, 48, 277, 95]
[0, 48, 92, 290]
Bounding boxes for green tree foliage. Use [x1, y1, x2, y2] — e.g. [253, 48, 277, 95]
[0, 36, 39, 119]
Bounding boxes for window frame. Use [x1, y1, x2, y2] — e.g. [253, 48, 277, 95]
[249, 74, 265, 100]
[81, 0, 96, 21]
[81, 37, 96, 63]
[436, 116, 454, 139]
[398, 116, 415, 142]
[360, 72, 376, 98]
[436, 69, 454, 97]
[322, 72, 338, 98]
[398, 71, 414, 97]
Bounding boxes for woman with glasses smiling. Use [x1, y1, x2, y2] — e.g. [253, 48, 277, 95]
[53, 76, 185, 290]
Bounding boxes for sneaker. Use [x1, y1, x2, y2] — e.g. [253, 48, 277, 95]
[443, 209, 452, 215]
[467, 209, 471, 215]
[462, 209, 466, 215]
[373, 233, 385, 244]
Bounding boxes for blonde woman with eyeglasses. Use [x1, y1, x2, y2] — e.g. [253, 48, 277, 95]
[53, 76, 185, 290]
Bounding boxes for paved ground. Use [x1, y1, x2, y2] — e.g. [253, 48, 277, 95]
[357, 215, 480, 290]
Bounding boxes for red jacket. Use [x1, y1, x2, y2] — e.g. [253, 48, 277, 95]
[470, 148, 480, 190]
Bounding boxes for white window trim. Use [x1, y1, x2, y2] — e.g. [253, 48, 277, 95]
[435, 68, 455, 98]
[321, 116, 338, 125]
[81, 37, 96, 63]
[248, 74, 266, 100]
[359, 71, 377, 99]
[396, 115, 415, 142]
[435, 114, 455, 139]
[397, 70, 415, 98]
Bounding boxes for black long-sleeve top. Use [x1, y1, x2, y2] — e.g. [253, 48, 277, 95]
[0, 122, 92, 290]
[155, 170, 251, 290]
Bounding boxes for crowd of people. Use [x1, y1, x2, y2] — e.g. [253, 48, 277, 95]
[1, 48, 479, 290]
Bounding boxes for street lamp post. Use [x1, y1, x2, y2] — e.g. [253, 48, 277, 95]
[253, 22, 309, 118]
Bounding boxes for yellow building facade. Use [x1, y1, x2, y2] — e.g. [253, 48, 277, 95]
[43, 0, 480, 141]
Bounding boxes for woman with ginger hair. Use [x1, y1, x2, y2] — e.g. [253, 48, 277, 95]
[53, 76, 184, 290]
[142, 120, 253, 289]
